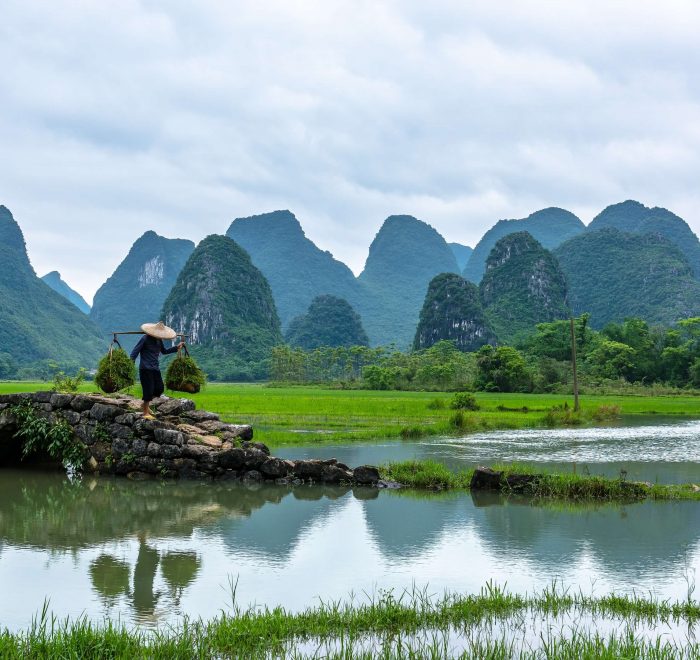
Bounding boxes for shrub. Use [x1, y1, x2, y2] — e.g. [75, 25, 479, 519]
[52, 367, 86, 393]
[426, 398, 446, 410]
[95, 347, 136, 393]
[450, 392, 480, 411]
[166, 354, 206, 393]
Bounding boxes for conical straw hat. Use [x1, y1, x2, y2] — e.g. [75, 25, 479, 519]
[141, 321, 177, 340]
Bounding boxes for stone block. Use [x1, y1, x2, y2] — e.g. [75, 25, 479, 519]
[147, 442, 162, 457]
[61, 410, 81, 425]
[114, 413, 136, 426]
[112, 437, 131, 456]
[469, 467, 503, 491]
[71, 396, 95, 412]
[158, 398, 196, 416]
[218, 447, 246, 470]
[132, 438, 149, 457]
[154, 428, 184, 446]
[321, 465, 353, 484]
[260, 457, 294, 478]
[108, 423, 132, 439]
[353, 465, 381, 485]
[50, 393, 74, 408]
[90, 403, 123, 422]
[185, 410, 220, 422]
[161, 444, 182, 459]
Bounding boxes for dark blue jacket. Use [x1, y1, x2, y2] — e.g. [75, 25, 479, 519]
[130, 335, 178, 371]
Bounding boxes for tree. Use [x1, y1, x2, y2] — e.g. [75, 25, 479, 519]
[475, 345, 531, 392]
[586, 340, 635, 380]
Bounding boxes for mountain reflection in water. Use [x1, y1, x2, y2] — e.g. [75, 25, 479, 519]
[1, 469, 700, 630]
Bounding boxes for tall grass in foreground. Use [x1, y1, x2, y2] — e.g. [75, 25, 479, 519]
[1, 584, 700, 658]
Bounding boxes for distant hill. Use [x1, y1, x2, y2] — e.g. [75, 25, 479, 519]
[41, 271, 91, 314]
[414, 273, 496, 351]
[226, 210, 362, 329]
[357, 215, 460, 347]
[554, 228, 700, 328]
[90, 231, 194, 349]
[286, 295, 369, 349]
[588, 200, 700, 278]
[463, 208, 584, 283]
[480, 232, 569, 343]
[0, 205, 104, 376]
[162, 235, 282, 381]
[448, 243, 473, 271]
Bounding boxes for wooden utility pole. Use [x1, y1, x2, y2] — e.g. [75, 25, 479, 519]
[570, 317, 580, 412]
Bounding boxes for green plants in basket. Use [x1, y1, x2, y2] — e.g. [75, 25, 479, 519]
[95, 346, 136, 393]
[166, 352, 206, 394]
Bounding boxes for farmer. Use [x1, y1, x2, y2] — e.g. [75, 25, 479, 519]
[130, 321, 184, 419]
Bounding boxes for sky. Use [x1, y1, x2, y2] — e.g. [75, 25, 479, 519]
[2, 0, 700, 303]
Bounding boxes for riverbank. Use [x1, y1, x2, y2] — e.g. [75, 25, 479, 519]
[382, 459, 700, 501]
[1, 584, 698, 658]
[3, 382, 700, 446]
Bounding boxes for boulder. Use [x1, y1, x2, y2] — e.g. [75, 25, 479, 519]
[158, 398, 196, 416]
[469, 467, 503, 491]
[353, 465, 381, 485]
[260, 457, 294, 478]
[89, 403, 123, 422]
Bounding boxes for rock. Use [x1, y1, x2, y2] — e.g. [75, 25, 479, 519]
[321, 465, 353, 484]
[112, 437, 131, 456]
[242, 470, 262, 483]
[196, 420, 229, 433]
[182, 444, 212, 459]
[260, 457, 294, 478]
[294, 460, 325, 481]
[70, 396, 95, 412]
[86, 456, 99, 472]
[197, 435, 222, 449]
[177, 423, 203, 435]
[132, 438, 149, 457]
[185, 410, 220, 422]
[161, 444, 182, 459]
[108, 423, 132, 439]
[33, 391, 53, 403]
[504, 473, 541, 492]
[132, 418, 157, 436]
[61, 410, 81, 425]
[251, 441, 269, 455]
[90, 403, 123, 422]
[50, 393, 74, 409]
[147, 442, 162, 457]
[91, 441, 111, 461]
[220, 425, 253, 441]
[243, 448, 268, 469]
[135, 456, 160, 473]
[127, 471, 152, 481]
[353, 465, 381, 485]
[114, 413, 136, 426]
[469, 467, 503, 491]
[154, 428, 184, 446]
[158, 398, 196, 416]
[218, 448, 246, 470]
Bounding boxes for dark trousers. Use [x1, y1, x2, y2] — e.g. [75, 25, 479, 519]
[140, 368, 164, 402]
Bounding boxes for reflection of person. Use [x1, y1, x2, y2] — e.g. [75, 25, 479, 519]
[130, 321, 183, 419]
[133, 535, 160, 620]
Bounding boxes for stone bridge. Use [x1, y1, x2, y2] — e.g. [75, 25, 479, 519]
[0, 391, 382, 485]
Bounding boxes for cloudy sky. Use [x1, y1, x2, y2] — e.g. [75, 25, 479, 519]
[2, 0, 700, 302]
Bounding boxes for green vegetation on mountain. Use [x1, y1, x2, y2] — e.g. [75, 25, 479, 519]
[480, 232, 569, 343]
[414, 273, 496, 351]
[285, 295, 369, 349]
[226, 210, 361, 329]
[358, 215, 460, 347]
[40, 271, 90, 314]
[448, 242, 473, 270]
[161, 235, 283, 381]
[554, 228, 700, 328]
[90, 231, 194, 348]
[463, 207, 584, 283]
[0, 205, 104, 378]
[588, 200, 700, 277]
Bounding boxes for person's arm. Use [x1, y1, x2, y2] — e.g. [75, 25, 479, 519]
[161, 340, 181, 355]
[130, 335, 146, 362]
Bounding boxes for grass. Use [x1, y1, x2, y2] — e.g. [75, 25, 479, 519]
[380, 459, 700, 502]
[1, 583, 700, 658]
[3, 381, 700, 447]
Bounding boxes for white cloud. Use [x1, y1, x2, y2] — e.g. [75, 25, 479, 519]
[1, 0, 700, 302]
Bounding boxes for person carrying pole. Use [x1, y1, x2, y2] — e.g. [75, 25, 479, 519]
[130, 321, 184, 419]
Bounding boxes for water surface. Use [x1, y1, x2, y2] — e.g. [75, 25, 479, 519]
[277, 417, 700, 484]
[1, 468, 700, 631]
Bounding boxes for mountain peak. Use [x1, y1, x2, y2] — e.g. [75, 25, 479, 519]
[41, 270, 91, 314]
[0, 205, 32, 272]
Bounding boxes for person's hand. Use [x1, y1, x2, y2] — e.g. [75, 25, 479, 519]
[178, 342, 185, 349]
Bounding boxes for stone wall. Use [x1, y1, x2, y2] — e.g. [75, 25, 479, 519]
[0, 392, 382, 486]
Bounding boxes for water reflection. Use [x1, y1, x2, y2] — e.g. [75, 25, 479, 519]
[1, 469, 699, 630]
